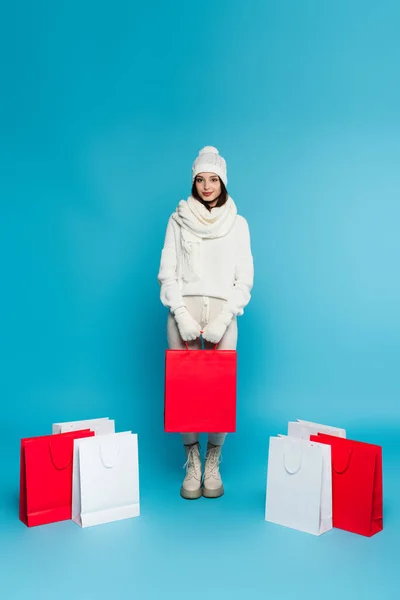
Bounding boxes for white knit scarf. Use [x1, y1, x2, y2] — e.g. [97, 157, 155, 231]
[171, 195, 237, 283]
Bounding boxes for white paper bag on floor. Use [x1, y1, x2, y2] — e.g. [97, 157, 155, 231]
[72, 431, 140, 528]
[265, 436, 332, 535]
[288, 419, 346, 440]
[52, 418, 115, 435]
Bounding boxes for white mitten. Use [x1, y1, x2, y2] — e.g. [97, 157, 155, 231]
[202, 312, 233, 344]
[174, 307, 202, 342]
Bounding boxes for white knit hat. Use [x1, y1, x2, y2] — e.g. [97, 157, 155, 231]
[192, 146, 228, 186]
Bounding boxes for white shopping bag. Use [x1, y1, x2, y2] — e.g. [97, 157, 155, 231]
[288, 419, 346, 440]
[265, 436, 332, 535]
[72, 431, 140, 528]
[52, 417, 115, 435]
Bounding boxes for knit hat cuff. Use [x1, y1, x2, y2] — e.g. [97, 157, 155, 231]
[192, 164, 227, 186]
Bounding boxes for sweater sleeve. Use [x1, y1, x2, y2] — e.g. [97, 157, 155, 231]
[224, 216, 254, 317]
[157, 216, 185, 313]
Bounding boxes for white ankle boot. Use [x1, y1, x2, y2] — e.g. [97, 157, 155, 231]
[203, 442, 224, 498]
[180, 443, 202, 499]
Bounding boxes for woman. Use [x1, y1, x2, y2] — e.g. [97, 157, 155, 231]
[158, 146, 254, 499]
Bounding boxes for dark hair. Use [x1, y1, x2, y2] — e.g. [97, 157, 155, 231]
[191, 177, 228, 211]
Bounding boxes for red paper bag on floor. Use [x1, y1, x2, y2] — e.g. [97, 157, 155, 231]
[164, 345, 237, 432]
[20, 430, 94, 527]
[310, 433, 383, 537]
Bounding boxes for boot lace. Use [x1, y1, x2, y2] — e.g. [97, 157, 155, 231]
[183, 444, 201, 479]
[204, 446, 222, 479]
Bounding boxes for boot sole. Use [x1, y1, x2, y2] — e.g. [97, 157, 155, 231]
[180, 486, 202, 500]
[202, 485, 224, 499]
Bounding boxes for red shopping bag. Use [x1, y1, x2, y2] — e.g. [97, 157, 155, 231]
[310, 433, 383, 537]
[20, 430, 94, 527]
[164, 343, 237, 432]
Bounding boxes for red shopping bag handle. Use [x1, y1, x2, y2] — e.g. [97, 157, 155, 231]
[48, 439, 74, 470]
[184, 333, 218, 351]
[332, 446, 353, 474]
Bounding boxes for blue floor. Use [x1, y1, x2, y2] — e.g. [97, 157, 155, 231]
[1, 426, 397, 600]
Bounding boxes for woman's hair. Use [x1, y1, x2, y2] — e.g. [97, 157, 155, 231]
[191, 177, 228, 211]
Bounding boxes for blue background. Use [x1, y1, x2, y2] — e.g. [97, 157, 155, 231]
[1, 1, 399, 598]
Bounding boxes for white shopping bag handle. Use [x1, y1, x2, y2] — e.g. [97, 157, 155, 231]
[99, 441, 121, 468]
[283, 442, 303, 475]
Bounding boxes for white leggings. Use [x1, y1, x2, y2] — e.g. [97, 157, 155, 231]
[167, 296, 238, 447]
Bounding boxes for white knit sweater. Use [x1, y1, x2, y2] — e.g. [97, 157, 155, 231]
[158, 212, 254, 317]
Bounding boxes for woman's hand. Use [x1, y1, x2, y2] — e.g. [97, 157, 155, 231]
[202, 313, 233, 344]
[174, 307, 202, 342]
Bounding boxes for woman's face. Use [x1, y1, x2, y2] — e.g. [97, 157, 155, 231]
[195, 172, 221, 206]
